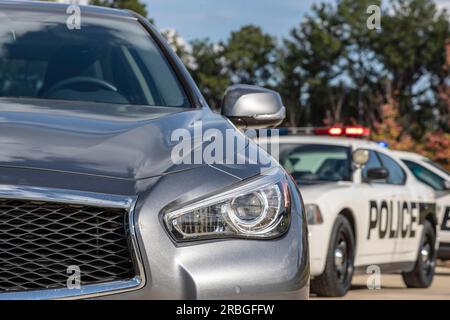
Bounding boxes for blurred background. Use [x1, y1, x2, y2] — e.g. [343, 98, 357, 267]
[53, 0, 449, 169]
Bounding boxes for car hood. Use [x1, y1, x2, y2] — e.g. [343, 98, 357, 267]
[0, 98, 211, 180]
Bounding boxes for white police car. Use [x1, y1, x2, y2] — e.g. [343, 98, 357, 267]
[258, 127, 438, 297]
[392, 151, 450, 261]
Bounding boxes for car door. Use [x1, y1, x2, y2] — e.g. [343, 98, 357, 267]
[355, 150, 399, 266]
[441, 197, 450, 245]
[403, 159, 450, 246]
[376, 152, 416, 263]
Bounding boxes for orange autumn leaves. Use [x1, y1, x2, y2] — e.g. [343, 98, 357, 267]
[373, 102, 450, 170]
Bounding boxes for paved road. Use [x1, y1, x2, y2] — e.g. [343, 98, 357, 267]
[312, 265, 450, 300]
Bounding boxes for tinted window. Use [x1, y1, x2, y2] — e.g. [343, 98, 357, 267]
[424, 160, 450, 177]
[279, 144, 352, 182]
[378, 153, 406, 185]
[403, 160, 445, 191]
[362, 150, 384, 182]
[0, 10, 189, 107]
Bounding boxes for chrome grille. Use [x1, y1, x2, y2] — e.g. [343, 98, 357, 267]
[0, 198, 135, 292]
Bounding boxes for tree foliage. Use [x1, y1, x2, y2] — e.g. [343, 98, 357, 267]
[224, 25, 277, 87]
[189, 39, 230, 109]
[166, 25, 277, 109]
[275, 0, 449, 167]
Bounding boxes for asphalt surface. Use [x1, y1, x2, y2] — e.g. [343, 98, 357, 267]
[312, 263, 450, 300]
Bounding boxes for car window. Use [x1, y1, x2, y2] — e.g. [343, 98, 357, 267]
[378, 153, 406, 185]
[279, 144, 352, 182]
[361, 150, 385, 183]
[0, 10, 190, 107]
[424, 160, 450, 177]
[403, 160, 445, 191]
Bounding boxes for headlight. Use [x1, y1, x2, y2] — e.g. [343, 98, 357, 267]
[305, 204, 323, 225]
[163, 168, 291, 242]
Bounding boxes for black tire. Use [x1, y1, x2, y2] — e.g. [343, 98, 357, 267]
[402, 220, 436, 288]
[311, 215, 355, 297]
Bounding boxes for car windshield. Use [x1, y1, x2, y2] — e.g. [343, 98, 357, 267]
[0, 9, 190, 107]
[279, 144, 352, 182]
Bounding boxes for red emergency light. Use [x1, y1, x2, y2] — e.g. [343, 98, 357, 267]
[344, 126, 370, 136]
[312, 126, 370, 137]
[313, 127, 341, 136]
[328, 127, 344, 136]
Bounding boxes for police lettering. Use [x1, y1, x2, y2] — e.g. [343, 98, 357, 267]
[367, 200, 418, 239]
[442, 207, 450, 231]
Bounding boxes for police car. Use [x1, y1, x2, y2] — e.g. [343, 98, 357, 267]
[258, 126, 438, 297]
[392, 151, 450, 260]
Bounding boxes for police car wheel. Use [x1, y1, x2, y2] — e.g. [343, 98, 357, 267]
[311, 215, 355, 297]
[402, 220, 436, 288]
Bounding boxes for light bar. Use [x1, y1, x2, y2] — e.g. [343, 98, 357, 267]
[344, 126, 370, 136]
[312, 126, 370, 137]
[312, 127, 342, 136]
[284, 126, 371, 137]
[328, 127, 344, 136]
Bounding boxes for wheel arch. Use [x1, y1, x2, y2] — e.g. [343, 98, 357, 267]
[337, 208, 357, 252]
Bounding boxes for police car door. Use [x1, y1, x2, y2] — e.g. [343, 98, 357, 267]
[376, 152, 417, 263]
[401, 159, 448, 258]
[441, 195, 450, 246]
[357, 150, 401, 265]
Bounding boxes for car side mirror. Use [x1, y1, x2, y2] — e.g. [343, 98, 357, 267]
[444, 180, 450, 191]
[366, 167, 389, 181]
[352, 149, 370, 167]
[221, 84, 286, 129]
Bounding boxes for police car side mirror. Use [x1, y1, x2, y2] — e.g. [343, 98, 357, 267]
[352, 149, 370, 167]
[366, 167, 389, 181]
[444, 180, 450, 191]
[221, 84, 286, 129]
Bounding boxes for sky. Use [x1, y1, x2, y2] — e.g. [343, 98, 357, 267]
[145, 0, 450, 42]
[437, 0, 450, 11]
[144, 0, 328, 42]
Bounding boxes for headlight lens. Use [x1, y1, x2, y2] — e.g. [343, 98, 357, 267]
[305, 204, 323, 225]
[164, 169, 291, 242]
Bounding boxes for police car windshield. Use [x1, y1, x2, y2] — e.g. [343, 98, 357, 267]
[0, 9, 190, 107]
[279, 144, 352, 182]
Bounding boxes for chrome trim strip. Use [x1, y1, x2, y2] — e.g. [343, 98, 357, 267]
[0, 185, 133, 208]
[0, 185, 146, 300]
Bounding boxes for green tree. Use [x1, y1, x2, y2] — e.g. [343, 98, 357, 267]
[189, 39, 230, 109]
[161, 28, 193, 68]
[280, 0, 449, 134]
[372, 0, 449, 133]
[188, 26, 277, 108]
[335, 0, 386, 125]
[224, 25, 277, 87]
[279, 2, 346, 126]
[159, 33, 229, 108]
